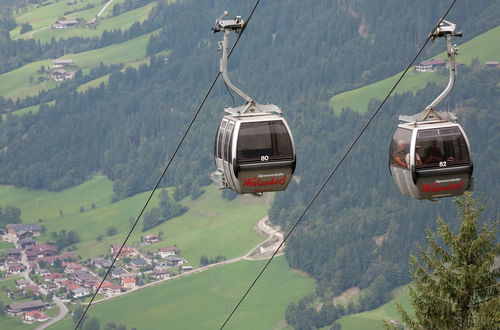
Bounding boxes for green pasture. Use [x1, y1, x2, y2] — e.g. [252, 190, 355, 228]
[330, 25, 500, 114]
[0, 239, 14, 251]
[49, 257, 315, 330]
[30, 3, 155, 43]
[14, 0, 109, 33]
[0, 30, 155, 100]
[0, 175, 114, 223]
[76, 74, 110, 92]
[337, 286, 412, 330]
[0, 176, 267, 262]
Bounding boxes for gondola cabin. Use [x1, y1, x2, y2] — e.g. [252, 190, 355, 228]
[213, 113, 296, 194]
[389, 120, 473, 200]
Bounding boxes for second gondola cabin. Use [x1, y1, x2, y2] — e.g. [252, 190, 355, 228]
[214, 113, 296, 194]
[389, 120, 473, 200]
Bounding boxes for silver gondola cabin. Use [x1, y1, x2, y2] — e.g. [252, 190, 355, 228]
[389, 20, 473, 200]
[211, 12, 296, 194]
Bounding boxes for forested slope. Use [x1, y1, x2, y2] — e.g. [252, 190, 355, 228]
[0, 1, 498, 328]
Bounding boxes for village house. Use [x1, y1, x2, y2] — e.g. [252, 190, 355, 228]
[181, 266, 193, 272]
[50, 69, 75, 82]
[62, 262, 83, 273]
[121, 277, 136, 289]
[51, 59, 75, 69]
[161, 256, 184, 267]
[152, 268, 172, 280]
[8, 264, 27, 274]
[26, 243, 57, 261]
[111, 244, 137, 259]
[90, 257, 112, 269]
[73, 270, 99, 286]
[37, 252, 77, 266]
[156, 246, 178, 258]
[52, 19, 79, 29]
[18, 238, 36, 249]
[485, 61, 500, 68]
[23, 285, 41, 297]
[71, 287, 90, 298]
[144, 234, 161, 244]
[6, 224, 42, 239]
[42, 282, 58, 292]
[415, 58, 447, 72]
[128, 259, 148, 270]
[6, 300, 47, 316]
[23, 310, 48, 324]
[110, 266, 127, 278]
[6, 248, 22, 261]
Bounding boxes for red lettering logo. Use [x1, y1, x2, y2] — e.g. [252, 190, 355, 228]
[421, 180, 464, 193]
[243, 175, 287, 187]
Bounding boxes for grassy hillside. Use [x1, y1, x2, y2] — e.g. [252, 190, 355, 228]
[30, 3, 155, 43]
[336, 287, 412, 329]
[0, 176, 267, 262]
[12, 0, 127, 36]
[0, 29, 157, 99]
[330, 25, 500, 114]
[49, 257, 315, 330]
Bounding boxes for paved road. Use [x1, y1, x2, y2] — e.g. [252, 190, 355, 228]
[35, 298, 68, 330]
[91, 216, 284, 305]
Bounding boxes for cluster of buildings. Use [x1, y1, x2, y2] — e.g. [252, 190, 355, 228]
[1, 222, 191, 325]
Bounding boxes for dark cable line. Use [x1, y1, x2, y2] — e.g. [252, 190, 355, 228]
[75, 1, 262, 328]
[219, 0, 459, 328]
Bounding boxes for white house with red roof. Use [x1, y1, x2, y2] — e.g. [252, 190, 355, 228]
[156, 246, 178, 258]
[23, 311, 48, 323]
[121, 277, 136, 289]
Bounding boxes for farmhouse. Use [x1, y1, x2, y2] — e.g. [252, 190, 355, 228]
[52, 59, 75, 69]
[111, 244, 137, 259]
[6, 300, 47, 316]
[23, 311, 48, 323]
[50, 69, 75, 82]
[6, 248, 22, 260]
[156, 246, 178, 258]
[121, 277, 136, 289]
[91, 257, 112, 268]
[71, 287, 90, 298]
[153, 268, 172, 279]
[18, 238, 36, 249]
[485, 61, 499, 68]
[6, 224, 42, 239]
[26, 243, 57, 260]
[62, 262, 83, 273]
[144, 234, 161, 244]
[52, 20, 79, 29]
[129, 259, 148, 269]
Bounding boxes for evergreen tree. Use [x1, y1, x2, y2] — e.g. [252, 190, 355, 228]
[396, 193, 499, 329]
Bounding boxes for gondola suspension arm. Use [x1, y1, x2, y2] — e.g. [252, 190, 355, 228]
[400, 20, 462, 123]
[213, 12, 282, 116]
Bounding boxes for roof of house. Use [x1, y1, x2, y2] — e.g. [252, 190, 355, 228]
[420, 59, 447, 66]
[6, 224, 42, 232]
[130, 259, 147, 266]
[7, 300, 46, 311]
[122, 277, 136, 283]
[158, 246, 178, 253]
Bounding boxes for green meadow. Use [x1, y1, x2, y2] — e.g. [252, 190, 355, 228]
[330, 25, 500, 114]
[0, 176, 267, 262]
[12, 0, 131, 36]
[30, 3, 155, 43]
[49, 257, 316, 330]
[337, 287, 412, 329]
[0, 30, 156, 99]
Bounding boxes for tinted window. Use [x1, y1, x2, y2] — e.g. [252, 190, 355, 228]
[416, 127, 470, 168]
[390, 128, 412, 168]
[225, 122, 234, 163]
[237, 120, 293, 163]
[216, 121, 227, 159]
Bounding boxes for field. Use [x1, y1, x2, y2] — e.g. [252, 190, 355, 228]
[12, 0, 128, 36]
[48, 257, 315, 330]
[330, 26, 500, 114]
[0, 176, 267, 262]
[336, 286, 412, 329]
[31, 3, 155, 43]
[0, 30, 157, 99]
